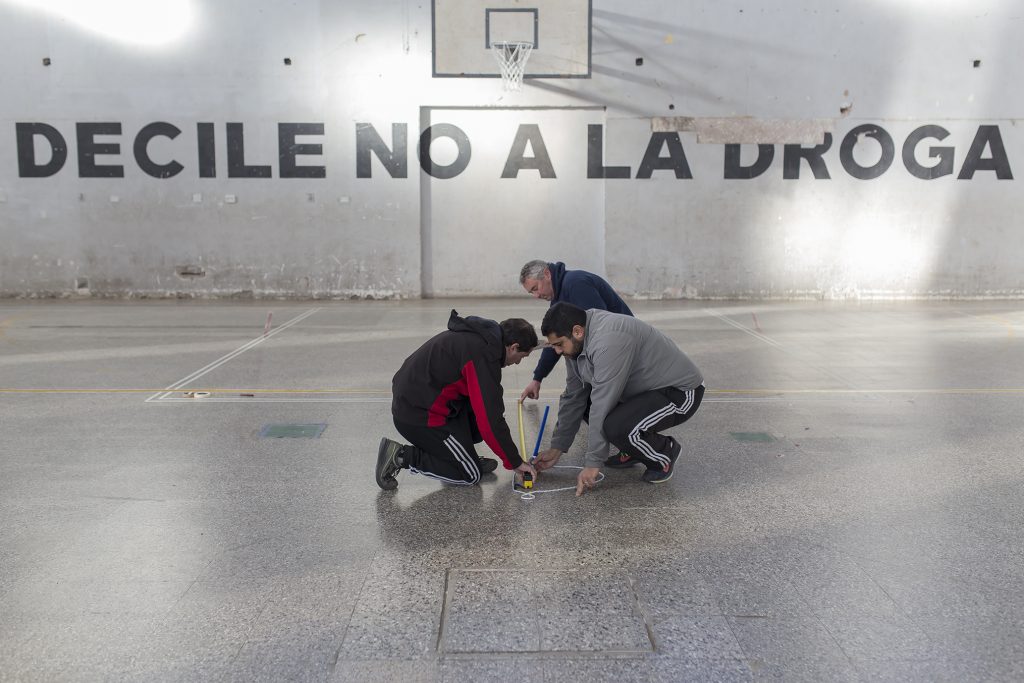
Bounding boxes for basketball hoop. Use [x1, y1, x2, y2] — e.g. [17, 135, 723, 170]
[492, 41, 533, 91]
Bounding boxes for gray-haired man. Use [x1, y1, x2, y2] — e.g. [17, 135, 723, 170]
[518, 260, 632, 403]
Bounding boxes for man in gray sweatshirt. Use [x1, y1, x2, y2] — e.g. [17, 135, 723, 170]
[534, 302, 705, 495]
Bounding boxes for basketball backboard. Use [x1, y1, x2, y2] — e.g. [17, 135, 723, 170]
[432, 0, 592, 79]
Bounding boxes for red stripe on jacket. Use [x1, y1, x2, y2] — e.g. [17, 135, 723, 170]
[425, 360, 515, 469]
[427, 376, 467, 427]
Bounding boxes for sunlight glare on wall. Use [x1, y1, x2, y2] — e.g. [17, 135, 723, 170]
[840, 216, 934, 285]
[783, 209, 941, 297]
[5, 0, 195, 47]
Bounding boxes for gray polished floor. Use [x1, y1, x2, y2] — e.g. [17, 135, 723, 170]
[1, 299, 1023, 682]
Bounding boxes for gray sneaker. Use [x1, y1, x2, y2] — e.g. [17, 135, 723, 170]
[376, 437, 405, 490]
[642, 438, 681, 484]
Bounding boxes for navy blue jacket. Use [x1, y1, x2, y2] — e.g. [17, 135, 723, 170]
[532, 262, 633, 382]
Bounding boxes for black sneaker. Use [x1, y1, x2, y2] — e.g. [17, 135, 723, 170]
[376, 437, 404, 490]
[642, 438, 681, 484]
[477, 457, 499, 474]
[604, 451, 641, 469]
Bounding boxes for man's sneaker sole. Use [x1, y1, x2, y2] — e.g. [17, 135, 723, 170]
[604, 452, 640, 469]
[642, 468, 675, 484]
[375, 437, 401, 490]
[642, 438, 681, 484]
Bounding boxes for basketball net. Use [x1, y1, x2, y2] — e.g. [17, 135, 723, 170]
[492, 41, 533, 91]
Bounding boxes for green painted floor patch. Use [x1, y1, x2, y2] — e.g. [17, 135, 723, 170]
[730, 431, 775, 443]
[260, 423, 327, 438]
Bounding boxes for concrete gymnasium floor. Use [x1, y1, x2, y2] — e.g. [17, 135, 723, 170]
[1, 299, 1022, 682]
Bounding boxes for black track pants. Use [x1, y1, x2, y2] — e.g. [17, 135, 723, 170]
[603, 384, 705, 470]
[393, 404, 484, 485]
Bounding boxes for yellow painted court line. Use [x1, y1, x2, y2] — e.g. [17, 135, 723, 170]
[710, 388, 1024, 394]
[0, 388, 392, 394]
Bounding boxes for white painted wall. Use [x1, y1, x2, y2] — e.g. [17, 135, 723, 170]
[424, 107, 607, 296]
[0, 0, 1021, 299]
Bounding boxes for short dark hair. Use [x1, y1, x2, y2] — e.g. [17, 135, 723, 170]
[541, 302, 587, 338]
[500, 318, 538, 351]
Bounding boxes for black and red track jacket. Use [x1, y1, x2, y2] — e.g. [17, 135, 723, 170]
[391, 310, 523, 470]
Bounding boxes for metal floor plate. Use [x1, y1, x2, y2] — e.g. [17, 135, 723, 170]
[258, 423, 327, 438]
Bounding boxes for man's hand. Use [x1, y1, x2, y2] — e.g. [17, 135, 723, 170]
[512, 462, 536, 489]
[520, 380, 542, 402]
[514, 461, 537, 478]
[533, 448, 562, 472]
[575, 467, 602, 496]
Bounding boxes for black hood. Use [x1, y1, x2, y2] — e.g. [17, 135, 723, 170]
[548, 261, 567, 299]
[447, 310, 504, 362]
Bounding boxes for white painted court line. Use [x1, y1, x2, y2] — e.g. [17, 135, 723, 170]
[145, 308, 320, 403]
[154, 396, 393, 403]
[703, 308, 858, 390]
[703, 308, 785, 350]
[147, 395, 788, 405]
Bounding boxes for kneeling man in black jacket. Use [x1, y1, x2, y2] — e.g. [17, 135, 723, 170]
[376, 310, 540, 490]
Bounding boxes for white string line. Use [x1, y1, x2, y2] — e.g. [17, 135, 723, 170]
[145, 308, 320, 402]
[512, 465, 606, 501]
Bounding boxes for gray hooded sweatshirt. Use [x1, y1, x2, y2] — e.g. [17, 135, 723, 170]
[549, 309, 703, 467]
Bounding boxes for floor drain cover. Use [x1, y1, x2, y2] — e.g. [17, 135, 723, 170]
[730, 431, 775, 442]
[259, 423, 327, 438]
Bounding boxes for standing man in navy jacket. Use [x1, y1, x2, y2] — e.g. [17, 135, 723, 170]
[376, 310, 539, 490]
[518, 260, 633, 403]
[519, 260, 636, 468]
